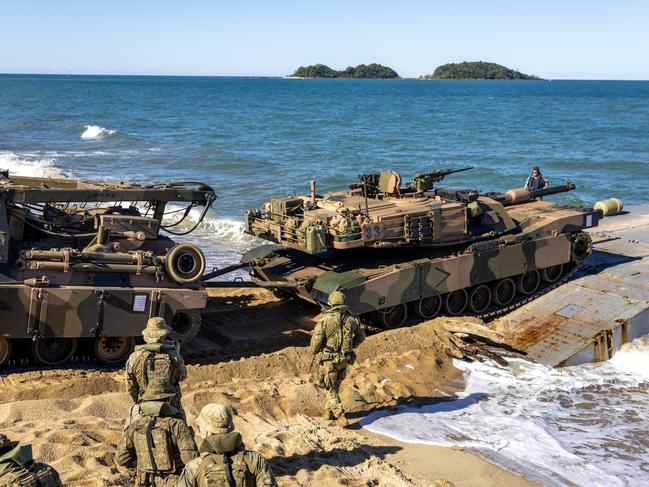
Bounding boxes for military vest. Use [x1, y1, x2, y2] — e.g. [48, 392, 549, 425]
[133, 416, 177, 475]
[195, 451, 251, 487]
[0, 462, 63, 487]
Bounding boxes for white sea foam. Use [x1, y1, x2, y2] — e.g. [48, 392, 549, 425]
[361, 336, 649, 486]
[0, 151, 66, 178]
[81, 124, 117, 140]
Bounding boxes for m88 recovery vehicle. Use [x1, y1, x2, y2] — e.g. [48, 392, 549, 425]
[0, 171, 215, 366]
[244, 167, 601, 328]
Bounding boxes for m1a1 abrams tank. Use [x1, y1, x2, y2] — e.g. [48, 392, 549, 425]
[0, 170, 215, 366]
[243, 167, 602, 328]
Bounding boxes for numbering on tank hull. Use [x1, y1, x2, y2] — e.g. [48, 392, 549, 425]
[0, 172, 215, 366]
[244, 167, 601, 328]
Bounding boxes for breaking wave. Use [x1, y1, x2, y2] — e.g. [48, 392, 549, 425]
[361, 336, 649, 486]
[0, 151, 66, 178]
[81, 124, 117, 140]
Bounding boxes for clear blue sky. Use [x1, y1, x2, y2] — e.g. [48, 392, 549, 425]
[1, 0, 647, 79]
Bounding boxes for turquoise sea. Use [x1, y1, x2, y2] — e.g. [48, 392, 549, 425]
[1, 75, 648, 263]
[2, 75, 649, 485]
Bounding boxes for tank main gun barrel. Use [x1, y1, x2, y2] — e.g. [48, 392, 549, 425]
[496, 182, 576, 206]
[412, 166, 473, 192]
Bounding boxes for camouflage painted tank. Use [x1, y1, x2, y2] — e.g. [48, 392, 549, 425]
[0, 171, 215, 366]
[243, 167, 601, 328]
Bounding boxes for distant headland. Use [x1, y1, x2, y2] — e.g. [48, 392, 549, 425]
[288, 63, 400, 79]
[420, 61, 541, 80]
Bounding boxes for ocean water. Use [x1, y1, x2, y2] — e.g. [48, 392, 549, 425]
[1, 75, 649, 484]
[2, 75, 648, 266]
[361, 337, 649, 486]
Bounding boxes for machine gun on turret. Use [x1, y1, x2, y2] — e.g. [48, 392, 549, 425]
[410, 166, 473, 192]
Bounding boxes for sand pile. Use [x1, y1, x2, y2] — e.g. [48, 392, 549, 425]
[0, 318, 531, 486]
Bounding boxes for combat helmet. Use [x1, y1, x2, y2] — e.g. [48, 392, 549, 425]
[0, 434, 18, 453]
[328, 290, 346, 306]
[196, 403, 235, 434]
[141, 377, 178, 401]
[142, 317, 172, 344]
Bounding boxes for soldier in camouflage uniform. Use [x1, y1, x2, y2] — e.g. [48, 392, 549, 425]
[0, 434, 63, 487]
[310, 290, 365, 425]
[177, 403, 277, 487]
[115, 378, 199, 486]
[126, 317, 187, 418]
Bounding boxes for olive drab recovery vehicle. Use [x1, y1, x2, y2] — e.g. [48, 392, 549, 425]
[244, 167, 602, 328]
[0, 171, 216, 366]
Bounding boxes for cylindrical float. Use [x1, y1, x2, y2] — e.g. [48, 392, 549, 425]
[594, 198, 623, 216]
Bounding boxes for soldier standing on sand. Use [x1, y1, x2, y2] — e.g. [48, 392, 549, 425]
[0, 434, 63, 487]
[177, 403, 277, 487]
[524, 166, 549, 192]
[115, 378, 199, 486]
[126, 317, 187, 419]
[309, 290, 366, 426]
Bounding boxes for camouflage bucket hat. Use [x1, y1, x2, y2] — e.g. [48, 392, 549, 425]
[141, 377, 178, 401]
[196, 403, 234, 434]
[0, 434, 18, 452]
[328, 290, 346, 306]
[142, 317, 172, 343]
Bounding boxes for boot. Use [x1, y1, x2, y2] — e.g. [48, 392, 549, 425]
[335, 414, 349, 427]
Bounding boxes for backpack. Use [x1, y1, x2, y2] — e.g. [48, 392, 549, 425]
[134, 417, 176, 474]
[1, 462, 63, 487]
[196, 451, 250, 487]
[143, 351, 175, 393]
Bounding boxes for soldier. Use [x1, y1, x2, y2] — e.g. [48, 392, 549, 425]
[524, 166, 549, 192]
[115, 378, 199, 486]
[309, 290, 365, 425]
[178, 403, 277, 487]
[126, 317, 187, 417]
[0, 434, 63, 486]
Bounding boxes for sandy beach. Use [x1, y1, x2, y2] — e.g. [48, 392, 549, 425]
[0, 296, 538, 486]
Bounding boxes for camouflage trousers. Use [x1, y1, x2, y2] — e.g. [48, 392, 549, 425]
[320, 360, 348, 419]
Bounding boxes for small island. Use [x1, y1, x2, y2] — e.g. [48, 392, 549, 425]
[289, 63, 400, 79]
[421, 61, 541, 80]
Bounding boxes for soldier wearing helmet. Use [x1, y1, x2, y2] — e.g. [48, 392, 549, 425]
[126, 317, 188, 419]
[309, 290, 366, 425]
[0, 434, 63, 486]
[524, 166, 549, 192]
[177, 403, 277, 487]
[115, 378, 198, 486]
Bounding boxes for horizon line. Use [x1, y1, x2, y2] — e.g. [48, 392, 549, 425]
[1, 72, 648, 81]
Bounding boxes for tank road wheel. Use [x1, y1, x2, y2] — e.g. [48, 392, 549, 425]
[0, 337, 12, 368]
[94, 336, 135, 364]
[376, 304, 408, 328]
[541, 264, 564, 283]
[491, 278, 516, 306]
[170, 310, 202, 345]
[516, 270, 540, 295]
[444, 289, 468, 316]
[468, 285, 492, 314]
[32, 338, 77, 366]
[415, 295, 443, 319]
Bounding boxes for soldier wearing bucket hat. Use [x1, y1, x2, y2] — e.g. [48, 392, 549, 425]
[309, 290, 365, 425]
[0, 434, 63, 486]
[125, 317, 187, 417]
[177, 403, 277, 487]
[115, 378, 198, 486]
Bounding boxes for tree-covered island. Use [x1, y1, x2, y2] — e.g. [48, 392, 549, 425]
[421, 61, 541, 80]
[289, 63, 400, 79]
